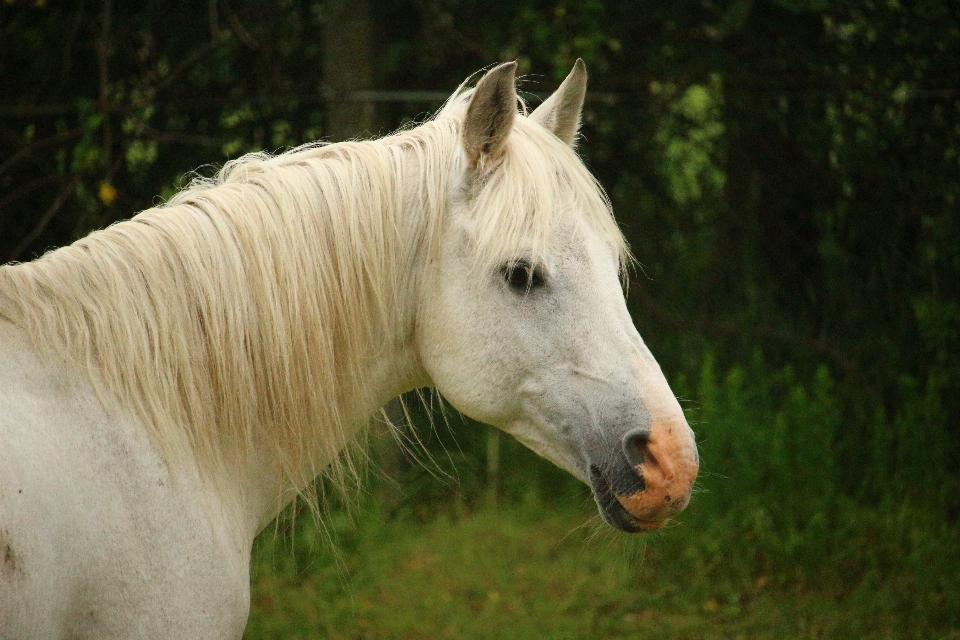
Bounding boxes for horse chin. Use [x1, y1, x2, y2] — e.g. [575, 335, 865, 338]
[593, 489, 669, 533]
[589, 467, 670, 534]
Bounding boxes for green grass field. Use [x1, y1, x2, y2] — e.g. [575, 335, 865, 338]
[244, 359, 959, 639]
[244, 476, 959, 639]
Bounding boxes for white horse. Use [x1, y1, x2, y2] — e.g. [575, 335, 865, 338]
[0, 61, 698, 638]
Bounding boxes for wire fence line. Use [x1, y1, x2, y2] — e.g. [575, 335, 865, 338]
[3, 85, 955, 118]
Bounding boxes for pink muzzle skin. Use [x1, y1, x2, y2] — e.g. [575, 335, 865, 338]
[615, 420, 699, 531]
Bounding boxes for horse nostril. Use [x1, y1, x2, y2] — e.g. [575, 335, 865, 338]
[612, 422, 698, 526]
[622, 428, 652, 469]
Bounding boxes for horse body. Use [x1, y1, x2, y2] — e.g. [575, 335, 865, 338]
[0, 61, 698, 638]
[0, 322, 250, 638]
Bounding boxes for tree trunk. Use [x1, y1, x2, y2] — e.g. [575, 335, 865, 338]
[322, 0, 375, 142]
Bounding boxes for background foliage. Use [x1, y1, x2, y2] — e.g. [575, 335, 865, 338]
[2, 0, 958, 637]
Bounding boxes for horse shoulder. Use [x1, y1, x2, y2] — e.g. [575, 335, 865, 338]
[0, 320, 250, 640]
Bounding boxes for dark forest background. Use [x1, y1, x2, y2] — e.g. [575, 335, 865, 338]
[2, 1, 959, 637]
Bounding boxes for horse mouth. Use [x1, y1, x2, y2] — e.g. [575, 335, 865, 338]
[589, 465, 668, 533]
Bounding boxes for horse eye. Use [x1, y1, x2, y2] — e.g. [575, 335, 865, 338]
[502, 260, 545, 291]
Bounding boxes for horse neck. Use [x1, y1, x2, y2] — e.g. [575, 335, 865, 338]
[218, 138, 442, 533]
[0, 135, 444, 539]
[219, 135, 449, 535]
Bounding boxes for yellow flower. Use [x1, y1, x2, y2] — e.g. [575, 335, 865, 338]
[98, 181, 118, 206]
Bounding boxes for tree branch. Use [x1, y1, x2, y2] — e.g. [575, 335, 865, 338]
[139, 126, 222, 148]
[209, 0, 220, 42]
[0, 175, 60, 227]
[96, 0, 114, 173]
[222, 0, 259, 50]
[151, 40, 221, 97]
[0, 129, 82, 177]
[7, 174, 83, 263]
[60, 3, 86, 88]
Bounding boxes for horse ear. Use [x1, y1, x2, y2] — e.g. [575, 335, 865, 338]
[530, 58, 587, 147]
[462, 62, 518, 169]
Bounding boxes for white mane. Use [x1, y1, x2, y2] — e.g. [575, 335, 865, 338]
[0, 90, 627, 498]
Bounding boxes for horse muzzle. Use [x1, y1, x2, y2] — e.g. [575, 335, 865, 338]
[588, 420, 699, 533]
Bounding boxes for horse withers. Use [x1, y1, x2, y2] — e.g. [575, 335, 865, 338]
[0, 61, 698, 638]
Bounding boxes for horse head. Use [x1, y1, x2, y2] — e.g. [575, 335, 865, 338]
[416, 61, 699, 532]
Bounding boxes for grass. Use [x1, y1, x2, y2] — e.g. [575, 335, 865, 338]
[243, 355, 960, 639]
[244, 480, 959, 639]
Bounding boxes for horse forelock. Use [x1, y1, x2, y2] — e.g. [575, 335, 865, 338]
[0, 93, 627, 504]
[435, 89, 627, 273]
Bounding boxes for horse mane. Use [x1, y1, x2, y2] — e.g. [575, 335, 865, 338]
[0, 88, 627, 501]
